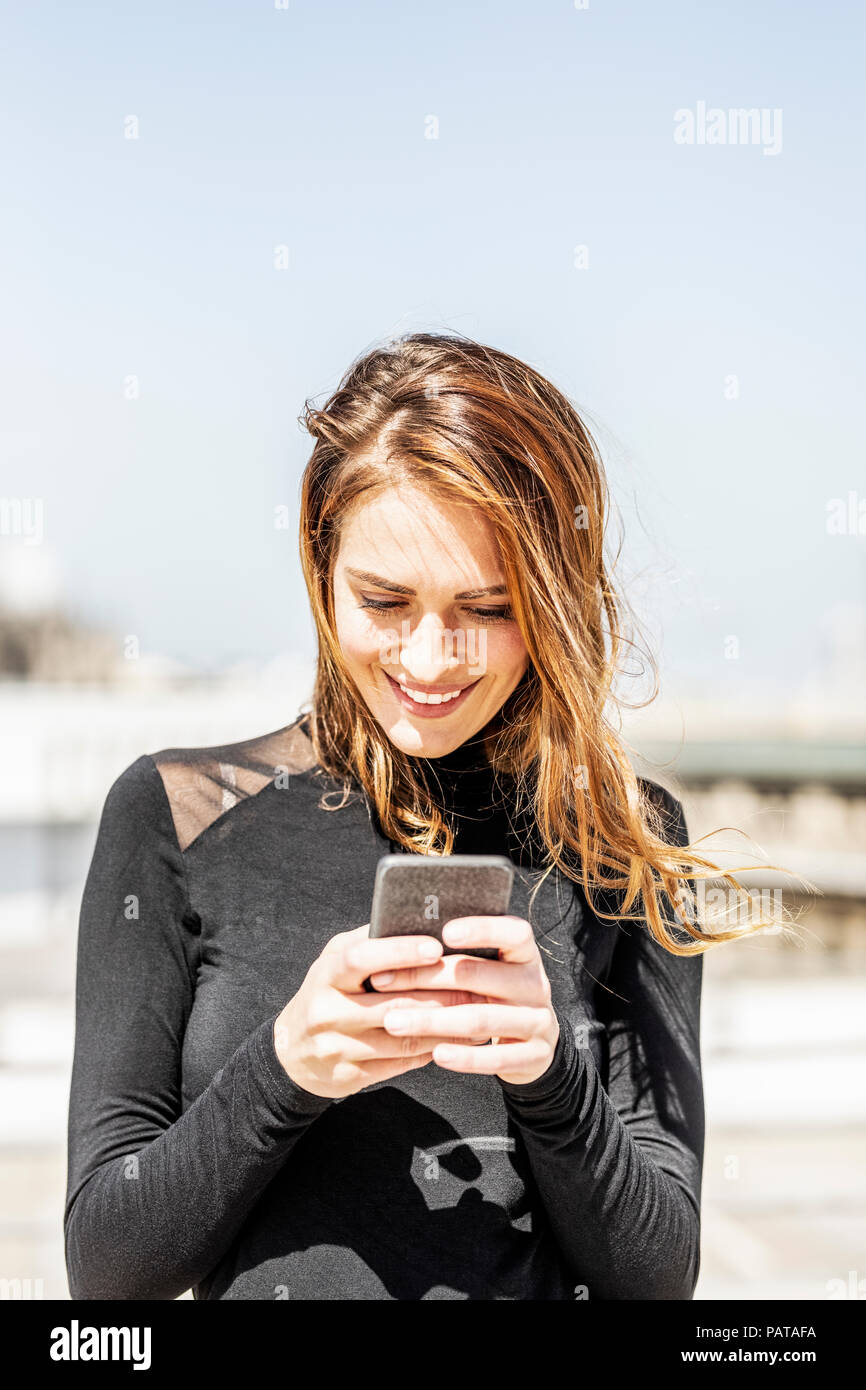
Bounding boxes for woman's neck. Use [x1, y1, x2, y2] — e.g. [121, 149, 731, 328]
[418, 732, 491, 778]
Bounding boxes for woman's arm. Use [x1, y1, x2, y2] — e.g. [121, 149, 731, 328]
[498, 789, 705, 1300]
[64, 755, 333, 1301]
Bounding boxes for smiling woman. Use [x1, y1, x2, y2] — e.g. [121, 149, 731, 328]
[64, 330, 790, 1304]
[332, 489, 529, 743]
[298, 332, 779, 945]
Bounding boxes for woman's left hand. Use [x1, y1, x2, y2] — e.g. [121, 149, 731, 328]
[368, 915, 561, 1086]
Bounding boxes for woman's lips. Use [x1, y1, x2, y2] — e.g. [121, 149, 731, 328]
[383, 670, 481, 718]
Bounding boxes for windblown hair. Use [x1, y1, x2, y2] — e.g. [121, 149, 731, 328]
[297, 331, 792, 956]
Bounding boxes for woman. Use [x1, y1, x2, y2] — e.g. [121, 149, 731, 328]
[64, 331, 773, 1301]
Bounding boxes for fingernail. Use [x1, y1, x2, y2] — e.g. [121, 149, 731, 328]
[419, 939, 441, 958]
[370, 971, 394, 986]
[444, 923, 467, 943]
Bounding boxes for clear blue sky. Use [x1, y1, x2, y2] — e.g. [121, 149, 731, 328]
[1, 0, 863, 713]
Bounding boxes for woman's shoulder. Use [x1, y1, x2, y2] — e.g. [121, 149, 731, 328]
[107, 712, 320, 853]
[635, 776, 688, 846]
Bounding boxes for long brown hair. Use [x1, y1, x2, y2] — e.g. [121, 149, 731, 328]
[297, 330, 792, 956]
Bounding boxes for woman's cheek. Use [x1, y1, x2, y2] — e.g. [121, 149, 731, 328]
[336, 611, 383, 669]
[487, 625, 529, 677]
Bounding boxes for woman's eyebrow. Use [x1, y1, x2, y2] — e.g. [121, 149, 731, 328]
[344, 567, 508, 600]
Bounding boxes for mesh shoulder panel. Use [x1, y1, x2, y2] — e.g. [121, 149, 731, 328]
[151, 714, 318, 851]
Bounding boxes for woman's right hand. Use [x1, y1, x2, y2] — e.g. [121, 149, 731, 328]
[272, 923, 478, 1099]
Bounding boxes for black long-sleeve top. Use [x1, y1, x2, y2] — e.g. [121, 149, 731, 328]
[64, 713, 704, 1300]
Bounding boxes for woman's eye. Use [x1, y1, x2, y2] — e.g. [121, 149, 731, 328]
[358, 597, 403, 613]
[467, 606, 513, 624]
[358, 597, 512, 623]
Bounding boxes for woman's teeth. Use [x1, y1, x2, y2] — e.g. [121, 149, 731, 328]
[398, 683, 464, 705]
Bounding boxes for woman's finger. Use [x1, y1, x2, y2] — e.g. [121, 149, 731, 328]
[351, 1052, 436, 1084]
[324, 988, 479, 1036]
[440, 915, 537, 965]
[311, 1029, 464, 1063]
[431, 1037, 554, 1076]
[367, 955, 539, 1003]
[328, 933, 443, 993]
[381, 1002, 549, 1041]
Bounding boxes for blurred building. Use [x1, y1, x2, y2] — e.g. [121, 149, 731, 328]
[0, 607, 121, 683]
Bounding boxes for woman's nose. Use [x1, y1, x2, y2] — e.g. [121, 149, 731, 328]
[399, 613, 462, 683]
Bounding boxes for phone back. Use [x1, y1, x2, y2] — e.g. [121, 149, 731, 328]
[369, 854, 514, 960]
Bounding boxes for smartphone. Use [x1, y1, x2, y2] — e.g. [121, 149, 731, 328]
[368, 853, 515, 970]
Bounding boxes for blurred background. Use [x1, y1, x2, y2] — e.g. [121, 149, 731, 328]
[0, 0, 863, 1301]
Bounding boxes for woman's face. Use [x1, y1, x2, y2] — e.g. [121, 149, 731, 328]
[332, 483, 529, 758]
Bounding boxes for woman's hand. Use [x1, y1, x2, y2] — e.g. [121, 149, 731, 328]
[368, 916, 561, 1086]
[272, 924, 481, 1099]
